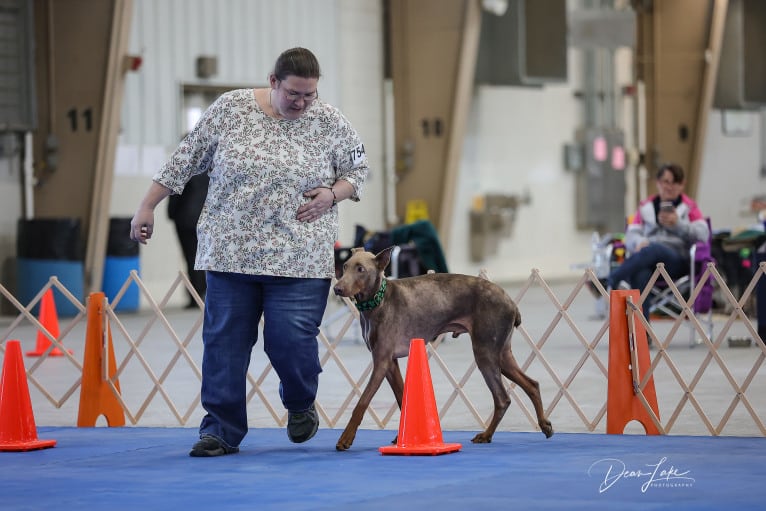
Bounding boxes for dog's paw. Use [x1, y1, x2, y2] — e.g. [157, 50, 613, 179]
[470, 432, 492, 444]
[336, 434, 354, 451]
[541, 420, 554, 438]
[336, 440, 351, 451]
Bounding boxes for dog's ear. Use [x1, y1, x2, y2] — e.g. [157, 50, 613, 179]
[375, 246, 395, 271]
[351, 247, 365, 254]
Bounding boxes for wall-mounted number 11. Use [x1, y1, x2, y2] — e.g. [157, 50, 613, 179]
[66, 107, 94, 132]
[421, 118, 444, 138]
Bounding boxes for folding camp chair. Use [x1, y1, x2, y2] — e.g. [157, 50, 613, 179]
[646, 218, 715, 347]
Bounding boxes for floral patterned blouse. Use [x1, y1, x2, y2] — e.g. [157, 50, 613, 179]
[153, 88, 369, 278]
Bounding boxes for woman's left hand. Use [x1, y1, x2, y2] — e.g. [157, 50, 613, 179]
[297, 186, 334, 222]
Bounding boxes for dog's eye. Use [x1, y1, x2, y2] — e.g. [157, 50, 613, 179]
[356, 264, 365, 273]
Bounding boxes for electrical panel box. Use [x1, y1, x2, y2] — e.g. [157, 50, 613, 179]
[574, 127, 627, 233]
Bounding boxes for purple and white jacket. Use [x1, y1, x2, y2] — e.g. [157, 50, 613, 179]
[625, 194, 709, 258]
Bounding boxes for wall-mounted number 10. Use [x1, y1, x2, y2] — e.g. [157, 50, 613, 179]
[66, 107, 94, 132]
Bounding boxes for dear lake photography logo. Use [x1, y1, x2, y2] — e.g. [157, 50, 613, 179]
[588, 456, 696, 493]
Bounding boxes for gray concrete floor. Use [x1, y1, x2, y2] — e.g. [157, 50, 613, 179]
[2, 280, 764, 437]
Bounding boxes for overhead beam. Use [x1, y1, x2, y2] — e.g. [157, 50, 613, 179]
[688, 0, 727, 197]
[33, 0, 133, 294]
[84, 0, 133, 294]
[438, 0, 482, 251]
[636, 0, 726, 199]
[389, 0, 480, 249]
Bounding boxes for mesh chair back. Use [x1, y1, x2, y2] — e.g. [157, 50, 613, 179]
[692, 218, 715, 313]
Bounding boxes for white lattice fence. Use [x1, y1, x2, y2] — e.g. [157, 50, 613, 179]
[1, 263, 764, 435]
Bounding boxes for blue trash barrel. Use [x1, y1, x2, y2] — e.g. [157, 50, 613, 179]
[16, 218, 84, 317]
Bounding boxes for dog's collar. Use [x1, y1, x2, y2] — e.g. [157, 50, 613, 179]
[355, 278, 387, 312]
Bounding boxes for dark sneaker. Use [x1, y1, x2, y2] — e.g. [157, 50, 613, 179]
[287, 404, 319, 443]
[189, 435, 239, 457]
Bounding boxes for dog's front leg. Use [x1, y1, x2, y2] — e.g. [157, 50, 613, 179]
[384, 359, 404, 445]
[336, 359, 392, 451]
[385, 359, 405, 408]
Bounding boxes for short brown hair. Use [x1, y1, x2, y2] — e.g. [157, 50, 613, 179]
[273, 47, 321, 81]
[657, 163, 684, 183]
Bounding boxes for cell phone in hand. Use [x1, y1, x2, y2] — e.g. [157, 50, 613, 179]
[660, 201, 674, 212]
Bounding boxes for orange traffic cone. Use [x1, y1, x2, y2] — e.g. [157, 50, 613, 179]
[0, 340, 57, 451]
[26, 289, 71, 357]
[379, 338, 461, 455]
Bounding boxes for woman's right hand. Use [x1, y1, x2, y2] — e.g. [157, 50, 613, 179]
[130, 208, 155, 244]
[130, 181, 174, 244]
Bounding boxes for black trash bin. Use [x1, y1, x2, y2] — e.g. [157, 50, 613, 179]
[16, 218, 84, 316]
[102, 217, 140, 311]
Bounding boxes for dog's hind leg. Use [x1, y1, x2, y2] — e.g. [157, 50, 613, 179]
[501, 350, 554, 438]
[385, 358, 405, 408]
[471, 351, 511, 444]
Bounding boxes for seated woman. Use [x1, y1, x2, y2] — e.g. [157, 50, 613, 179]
[601, 163, 709, 319]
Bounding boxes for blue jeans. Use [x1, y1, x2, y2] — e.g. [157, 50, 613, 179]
[198, 271, 331, 448]
[608, 243, 688, 317]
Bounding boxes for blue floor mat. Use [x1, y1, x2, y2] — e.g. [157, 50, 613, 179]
[1, 427, 764, 511]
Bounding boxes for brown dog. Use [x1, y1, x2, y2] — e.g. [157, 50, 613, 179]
[332, 246, 553, 451]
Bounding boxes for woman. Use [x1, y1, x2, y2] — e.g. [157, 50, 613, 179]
[130, 47, 369, 456]
[603, 163, 708, 319]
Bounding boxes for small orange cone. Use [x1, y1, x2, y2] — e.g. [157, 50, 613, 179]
[0, 340, 57, 451]
[26, 289, 71, 357]
[379, 338, 461, 455]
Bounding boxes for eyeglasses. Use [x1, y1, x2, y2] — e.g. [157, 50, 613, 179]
[278, 82, 318, 102]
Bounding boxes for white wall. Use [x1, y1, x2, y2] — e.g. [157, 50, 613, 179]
[699, 110, 764, 233]
[336, 0, 386, 244]
[447, 82, 586, 281]
[445, 45, 627, 281]
[445, 45, 765, 283]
